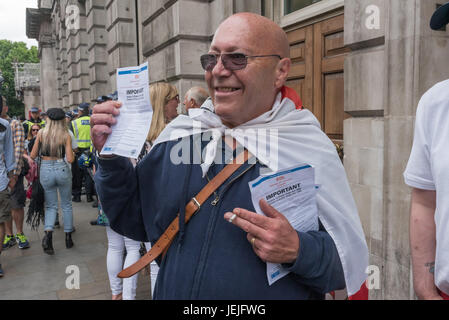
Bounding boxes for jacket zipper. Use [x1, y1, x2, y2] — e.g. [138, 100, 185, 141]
[207, 161, 257, 206]
[192, 160, 256, 298]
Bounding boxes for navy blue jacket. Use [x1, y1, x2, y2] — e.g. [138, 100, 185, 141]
[95, 137, 346, 299]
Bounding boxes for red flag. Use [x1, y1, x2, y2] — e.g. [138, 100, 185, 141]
[438, 289, 449, 300]
[348, 282, 369, 300]
[281, 86, 303, 110]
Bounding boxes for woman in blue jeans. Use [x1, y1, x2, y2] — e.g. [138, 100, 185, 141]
[31, 108, 75, 255]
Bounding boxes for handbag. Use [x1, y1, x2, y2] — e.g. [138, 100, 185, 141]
[26, 151, 45, 230]
[25, 160, 37, 185]
[95, 201, 109, 226]
[26, 184, 32, 199]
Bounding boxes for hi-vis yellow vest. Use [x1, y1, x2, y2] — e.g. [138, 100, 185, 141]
[25, 119, 46, 130]
[72, 116, 91, 149]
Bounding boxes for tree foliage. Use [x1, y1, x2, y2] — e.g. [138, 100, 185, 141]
[0, 40, 39, 118]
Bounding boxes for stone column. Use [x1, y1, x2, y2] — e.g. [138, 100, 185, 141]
[140, 0, 210, 99]
[59, 27, 70, 109]
[86, 0, 110, 101]
[105, 0, 139, 92]
[51, 4, 63, 108]
[38, 20, 59, 110]
[65, 0, 90, 109]
[50, 1, 70, 109]
[343, 0, 386, 300]
[53, 39, 62, 106]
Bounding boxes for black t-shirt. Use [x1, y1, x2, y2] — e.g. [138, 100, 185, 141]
[27, 137, 36, 154]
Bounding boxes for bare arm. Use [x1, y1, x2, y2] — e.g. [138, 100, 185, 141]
[22, 152, 34, 164]
[65, 135, 74, 163]
[410, 188, 442, 300]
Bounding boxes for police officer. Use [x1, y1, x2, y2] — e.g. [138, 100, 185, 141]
[71, 103, 94, 202]
[72, 109, 79, 120]
[23, 107, 45, 137]
[40, 112, 48, 123]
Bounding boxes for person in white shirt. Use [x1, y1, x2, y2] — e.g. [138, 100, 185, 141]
[183, 86, 209, 113]
[404, 1, 449, 300]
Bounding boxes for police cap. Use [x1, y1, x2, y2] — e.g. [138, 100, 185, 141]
[78, 102, 90, 111]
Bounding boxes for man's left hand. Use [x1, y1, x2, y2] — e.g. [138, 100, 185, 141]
[224, 199, 300, 264]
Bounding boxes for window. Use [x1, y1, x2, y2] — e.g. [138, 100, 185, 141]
[284, 0, 322, 15]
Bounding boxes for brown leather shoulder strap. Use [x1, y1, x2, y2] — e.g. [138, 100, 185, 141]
[118, 148, 251, 278]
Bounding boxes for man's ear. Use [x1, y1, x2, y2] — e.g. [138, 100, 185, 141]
[274, 58, 291, 89]
[189, 98, 196, 108]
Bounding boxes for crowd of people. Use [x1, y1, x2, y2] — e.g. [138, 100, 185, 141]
[1, 5, 448, 301]
[0, 80, 209, 299]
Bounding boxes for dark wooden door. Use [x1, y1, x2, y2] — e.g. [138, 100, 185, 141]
[286, 14, 350, 143]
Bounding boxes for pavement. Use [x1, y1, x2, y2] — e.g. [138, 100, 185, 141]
[0, 196, 151, 300]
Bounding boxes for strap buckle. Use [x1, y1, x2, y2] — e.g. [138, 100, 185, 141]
[191, 197, 201, 213]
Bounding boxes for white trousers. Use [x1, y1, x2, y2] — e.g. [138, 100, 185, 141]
[106, 227, 141, 300]
[145, 242, 160, 298]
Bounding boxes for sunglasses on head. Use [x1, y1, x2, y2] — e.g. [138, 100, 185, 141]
[167, 94, 179, 103]
[200, 53, 282, 72]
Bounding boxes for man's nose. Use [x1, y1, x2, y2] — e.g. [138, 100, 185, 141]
[211, 55, 232, 77]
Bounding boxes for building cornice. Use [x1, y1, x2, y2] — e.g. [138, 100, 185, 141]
[26, 7, 52, 40]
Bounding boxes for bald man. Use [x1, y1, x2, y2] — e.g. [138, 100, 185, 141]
[91, 13, 367, 299]
[183, 87, 209, 112]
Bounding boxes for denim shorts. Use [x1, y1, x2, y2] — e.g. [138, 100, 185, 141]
[9, 175, 26, 209]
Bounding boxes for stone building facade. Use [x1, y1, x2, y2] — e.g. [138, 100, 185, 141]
[26, 0, 263, 111]
[27, 0, 449, 299]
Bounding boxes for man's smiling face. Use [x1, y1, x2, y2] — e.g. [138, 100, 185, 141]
[205, 15, 290, 128]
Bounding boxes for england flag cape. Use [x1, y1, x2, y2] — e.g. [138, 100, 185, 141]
[152, 87, 369, 296]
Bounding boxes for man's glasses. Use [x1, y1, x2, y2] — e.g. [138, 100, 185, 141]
[200, 53, 282, 72]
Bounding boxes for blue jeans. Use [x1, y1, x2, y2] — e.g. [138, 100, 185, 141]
[40, 160, 73, 232]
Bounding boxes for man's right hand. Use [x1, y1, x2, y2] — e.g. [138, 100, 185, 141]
[90, 101, 122, 153]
